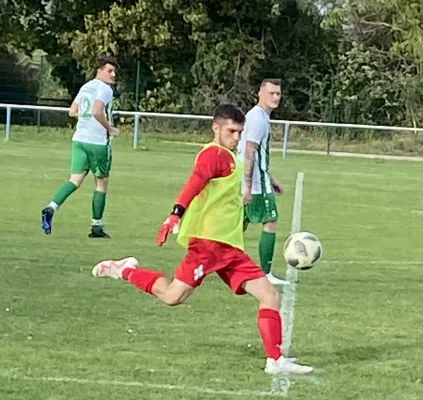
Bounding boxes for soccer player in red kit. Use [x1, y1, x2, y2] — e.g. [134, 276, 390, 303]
[91, 103, 313, 375]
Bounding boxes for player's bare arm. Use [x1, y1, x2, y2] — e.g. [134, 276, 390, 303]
[68, 100, 79, 118]
[269, 173, 284, 195]
[92, 100, 117, 135]
[243, 140, 258, 205]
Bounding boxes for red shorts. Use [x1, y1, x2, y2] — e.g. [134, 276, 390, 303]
[174, 238, 265, 295]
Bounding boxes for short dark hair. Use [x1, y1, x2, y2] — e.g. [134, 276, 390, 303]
[260, 78, 281, 89]
[213, 103, 245, 124]
[97, 54, 119, 70]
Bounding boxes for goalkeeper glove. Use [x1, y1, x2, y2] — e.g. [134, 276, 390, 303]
[156, 205, 185, 246]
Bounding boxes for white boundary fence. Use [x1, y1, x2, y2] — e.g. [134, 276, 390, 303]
[1, 103, 423, 159]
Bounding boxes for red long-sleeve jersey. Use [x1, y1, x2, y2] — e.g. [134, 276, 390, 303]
[175, 145, 235, 210]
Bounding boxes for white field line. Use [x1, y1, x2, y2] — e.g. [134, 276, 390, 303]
[281, 172, 304, 351]
[276, 172, 305, 396]
[1, 371, 321, 397]
[162, 141, 423, 162]
[1, 372, 282, 398]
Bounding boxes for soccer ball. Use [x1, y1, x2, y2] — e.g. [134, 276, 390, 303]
[283, 232, 322, 270]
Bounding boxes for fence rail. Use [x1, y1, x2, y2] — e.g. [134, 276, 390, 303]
[1, 103, 423, 158]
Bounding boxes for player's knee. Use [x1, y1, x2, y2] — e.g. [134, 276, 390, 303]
[95, 177, 108, 192]
[70, 173, 86, 187]
[263, 287, 281, 309]
[272, 290, 282, 308]
[162, 294, 185, 307]
[263, 221, 278, 233]
[161, 285, 193, 306]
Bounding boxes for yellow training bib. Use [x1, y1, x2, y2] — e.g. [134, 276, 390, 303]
[177, 143, 245, 250]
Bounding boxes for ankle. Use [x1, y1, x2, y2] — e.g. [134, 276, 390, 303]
[122, 267, 135, 281]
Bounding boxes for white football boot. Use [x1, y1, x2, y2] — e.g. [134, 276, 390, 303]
[92, 257, 139, 279]
[265, 356, 313, 375]
[266, 272, 290, 285]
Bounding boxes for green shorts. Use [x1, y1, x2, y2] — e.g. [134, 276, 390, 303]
[244, 192, 279, 224]
[70, 141, 112, 178]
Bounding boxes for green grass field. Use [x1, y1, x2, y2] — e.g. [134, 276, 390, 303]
[0, 133, 422, 400]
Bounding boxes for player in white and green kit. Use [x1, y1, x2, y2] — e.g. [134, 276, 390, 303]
[238, 78, 288, 285]
[41, 55, 119, 238]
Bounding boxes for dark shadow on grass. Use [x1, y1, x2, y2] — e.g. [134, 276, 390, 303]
[195, 340, 422, 370]
[296, 341, 422, 367]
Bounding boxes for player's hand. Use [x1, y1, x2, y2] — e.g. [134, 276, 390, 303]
[156, 214, 181, 246]
[243, 189, 253, 205]
[271, 178, 284, 195]
[109, 127, 120, 137]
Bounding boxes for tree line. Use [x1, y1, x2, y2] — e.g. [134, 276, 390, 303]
[1, 0, 422, 127]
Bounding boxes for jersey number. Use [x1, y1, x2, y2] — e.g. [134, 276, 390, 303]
[79, 96, 92, 118]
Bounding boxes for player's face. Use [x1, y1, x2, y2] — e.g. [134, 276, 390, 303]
[213, 119, 244, 151]
[98, 64, 117, 84]
[259, 83, 281, 110]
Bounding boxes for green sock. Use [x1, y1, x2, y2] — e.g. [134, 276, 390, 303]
[52, 182, 78, 207]
[92, 191, 107, 221]
[259, 231, 276, 274]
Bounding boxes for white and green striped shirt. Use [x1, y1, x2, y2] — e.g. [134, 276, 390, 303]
[237, 105, 272, 194]
[72, 79, 114, 145]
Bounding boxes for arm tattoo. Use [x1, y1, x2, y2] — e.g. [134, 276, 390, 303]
[244, 141, 257, 190]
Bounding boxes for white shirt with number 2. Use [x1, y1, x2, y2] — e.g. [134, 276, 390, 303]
[72, 79, 114, 145]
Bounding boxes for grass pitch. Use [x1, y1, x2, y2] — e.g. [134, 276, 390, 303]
[0, 131, 422, 400]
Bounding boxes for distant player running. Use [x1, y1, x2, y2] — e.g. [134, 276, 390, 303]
[91, 103, 313, 375]
[41, 54, 119, 238]
[237, 78, 288, 285]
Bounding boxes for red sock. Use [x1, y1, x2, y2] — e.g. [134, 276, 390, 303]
[122, 268, 164, 294]
[258, 308, 282, 360]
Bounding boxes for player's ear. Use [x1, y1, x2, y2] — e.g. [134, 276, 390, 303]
[211, 122, 220, 135]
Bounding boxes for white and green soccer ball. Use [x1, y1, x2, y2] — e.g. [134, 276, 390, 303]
[283, 231, 322, 270]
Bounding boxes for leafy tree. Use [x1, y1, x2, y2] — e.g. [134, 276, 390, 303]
[67, 0, 333, 118]
[3, 0, 422, 127]
[324, 0, 423, 126]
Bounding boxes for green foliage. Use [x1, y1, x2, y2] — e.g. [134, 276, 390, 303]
[14, 50, 70, 99]
[2, 0, 423, 128]
[324, 0, 423, 127]
[0, 51, 38, 108]
[65, 0, 331, 117]
[17, 0, 124, 96]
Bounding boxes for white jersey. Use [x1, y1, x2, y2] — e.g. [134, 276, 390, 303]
[72, 79, 114, 145]
[237, 105, 272, 195]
